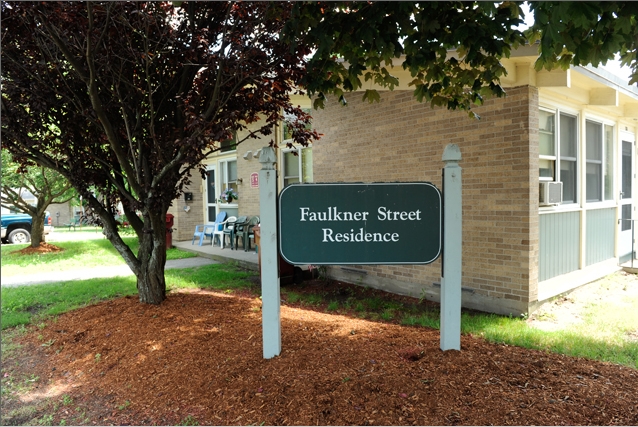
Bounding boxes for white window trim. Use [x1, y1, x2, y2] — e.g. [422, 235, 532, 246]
[219, 158, 238, 206]
[204, 164, 218, 223]
[281, 141, 313, 187]
[538, 105, 580, 206]
[584, 117, 615, 206]
[539, 107, 557, 182]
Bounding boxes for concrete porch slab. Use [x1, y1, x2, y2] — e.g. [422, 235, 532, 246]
[172, 239, 259, 272]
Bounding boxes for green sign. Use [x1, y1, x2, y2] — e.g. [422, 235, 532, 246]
[279, 183, 441, 265]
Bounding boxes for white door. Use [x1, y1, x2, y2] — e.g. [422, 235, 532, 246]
[619, 136, 635, 264]
[205, 165, 217, 223]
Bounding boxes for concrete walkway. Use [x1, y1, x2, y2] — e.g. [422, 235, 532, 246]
[1, 237, 260, 288]
[1, 256, 219, 288]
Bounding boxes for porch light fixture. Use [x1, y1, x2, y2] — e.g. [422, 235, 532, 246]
[243, 149, 262, 160]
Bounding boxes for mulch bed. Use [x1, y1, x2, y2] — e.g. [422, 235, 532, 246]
[2, 284, 637, 426]
[15, 242, 64, 255]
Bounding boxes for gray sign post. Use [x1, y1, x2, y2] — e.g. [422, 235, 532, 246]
[441, 144, 462, 351]
[258, 147, 281, 359]
[259, 146, 462, 359]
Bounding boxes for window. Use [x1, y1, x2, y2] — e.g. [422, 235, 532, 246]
[221, 134, 237, 153]
[538, 108, 578, 204]
[604, 125, 614, 201]
[205, 166, 217, 222]
[220, 159, 237, 203]
[621, 141, 633, 231]
[560, 113, 578, 204]
[282, 147, 313, 187]
[539, 110, 556, 181]
[586, 120, 602, 202]
[622, 140, 632, 199]
[282, 108, 314, 187]
[585, 120, 614, 203]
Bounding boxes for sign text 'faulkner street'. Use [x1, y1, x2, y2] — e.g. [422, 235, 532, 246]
[299, 206, 423, 243]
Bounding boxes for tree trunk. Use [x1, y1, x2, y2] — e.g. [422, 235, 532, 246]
[135, 210, 168, 305]
[30, 210, 46, 247]
[30, 199, 51, 248]
[87, 195, 168, 305]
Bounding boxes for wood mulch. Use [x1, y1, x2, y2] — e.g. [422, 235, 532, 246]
[15, 242, 64, 255]
[2, 275, 637, 426]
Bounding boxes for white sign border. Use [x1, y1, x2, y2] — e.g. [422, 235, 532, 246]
[278, 182, 442, 266]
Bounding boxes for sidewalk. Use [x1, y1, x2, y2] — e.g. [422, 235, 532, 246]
[1, 239, 259, 288]
[1, 256, 219, 288]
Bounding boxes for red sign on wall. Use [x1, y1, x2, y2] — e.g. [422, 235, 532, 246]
[250, 172, 259, 188]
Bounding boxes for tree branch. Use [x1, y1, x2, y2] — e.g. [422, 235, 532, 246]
[84, 2, 142, 197]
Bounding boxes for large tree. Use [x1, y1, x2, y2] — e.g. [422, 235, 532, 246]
[284, 1, 637, 116]
[1, 1, 316, 304]
[1, 149, 75, 247]
[2, 1, 636, 306]
[528, 1, 638, 84]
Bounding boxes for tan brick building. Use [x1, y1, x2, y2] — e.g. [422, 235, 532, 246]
[170, 48, 638, 315]
[168, 129, 271, 243]
[310, 86, 538, 315]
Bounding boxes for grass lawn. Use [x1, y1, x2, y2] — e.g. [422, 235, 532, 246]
[1, 263, 254, 329]
[1, 237, 196, 278]
[1, 237, 636, 369]
[274, 276, 638, 369]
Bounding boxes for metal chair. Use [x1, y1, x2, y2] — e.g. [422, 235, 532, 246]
[220, 216, 238, 249]
[192, 224, 215, 246]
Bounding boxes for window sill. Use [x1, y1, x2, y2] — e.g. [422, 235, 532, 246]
[584, 201, 617, 210]
[539, 201, 619, 214]
[539, 204, 581, 214]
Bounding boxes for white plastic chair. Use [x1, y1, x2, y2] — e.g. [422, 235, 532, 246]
[215, 216, 237, 249]
[207, 212, 228, 246]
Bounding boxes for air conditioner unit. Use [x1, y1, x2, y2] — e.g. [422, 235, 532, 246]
[539, 181, 563, 205]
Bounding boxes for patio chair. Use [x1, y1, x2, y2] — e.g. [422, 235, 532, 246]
[219, 216, 238, 249]
[192, 224, 215, 246]
[208, 212, 228, 246]
[237, 215, 260, 252]
[212, 217, 232, 248]
[210, 212, 237, 249]
[64, 217, 79, 231]
[225, 215, 248, 250]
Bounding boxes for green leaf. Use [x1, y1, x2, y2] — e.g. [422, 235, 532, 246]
[362, 89, 381, 104]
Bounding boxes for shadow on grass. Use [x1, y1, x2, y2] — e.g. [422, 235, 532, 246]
[2, 263, 636, 368]
[1, 264, 251, 329]
[2, 238, 195, 277]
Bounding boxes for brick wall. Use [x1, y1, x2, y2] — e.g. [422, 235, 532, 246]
[312, 86, 538, 315]
[170, 126, 272, 242]
[237, 134, 271, 219]
[169, 180, 205, 242]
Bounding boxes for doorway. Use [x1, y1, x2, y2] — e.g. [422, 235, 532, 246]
[619, 135, 635, 264]
[205, 166, 217, 223]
